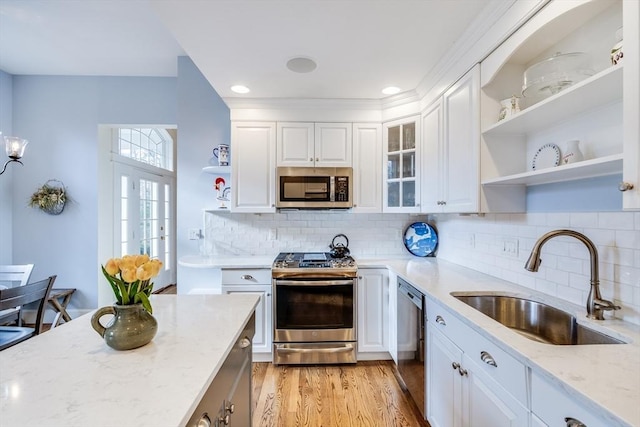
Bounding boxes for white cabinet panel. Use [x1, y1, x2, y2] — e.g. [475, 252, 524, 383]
[277, 122, 352, 167]
[315, 123, 352, 167]
[623, 0, 640, 210]
[352, 123, 382, 213]
[277, 122, 315, 166]
[231, 122, 276, 212]
[357, 269, 388, 354]
[422, 65, 480, 214]
[222, 285, 272, 355]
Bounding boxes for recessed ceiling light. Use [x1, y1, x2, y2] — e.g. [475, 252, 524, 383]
[286, 57, 317, 73]
[382, 86, 401, 95]
[231, 85, 250, 94]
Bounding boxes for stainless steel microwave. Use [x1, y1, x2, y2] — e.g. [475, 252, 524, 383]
[276, 167, 353, 209]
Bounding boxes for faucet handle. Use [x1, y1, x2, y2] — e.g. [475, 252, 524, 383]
[595, 298, 621, 311]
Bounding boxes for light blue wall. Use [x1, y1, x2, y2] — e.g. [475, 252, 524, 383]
[176, 56, 230, 285]
[0, 70, 14, 264]
[11, 75, 176, 309]
[526, 175, 622, 211]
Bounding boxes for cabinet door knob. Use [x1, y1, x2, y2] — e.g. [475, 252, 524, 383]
[226, 402, 235, 414]
[435, 315, 446, 326]
[315, 158, 319, 162]
[565, 417, 587, 427]
[239, 337, 252, 349]
[618, 182, 634, 192]
[480, 351, 498, 367]
[309, 157, 313, 161]
[451, 362, 460, 370]
[458, 367, 468, 377]
[241, 274, 254, 280]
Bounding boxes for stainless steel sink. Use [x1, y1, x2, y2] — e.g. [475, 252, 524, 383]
[451, 293, 624, 345]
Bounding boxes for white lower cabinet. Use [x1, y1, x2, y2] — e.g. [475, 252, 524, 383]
[357, 269, 389, 356]
[531, 372, 610, 427]
[221, 269, 272, 357]
[426, 297, 528, 427]
[387, 272, 398, 364]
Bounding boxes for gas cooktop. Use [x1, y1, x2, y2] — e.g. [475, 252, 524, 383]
[272, 252, 357, 278]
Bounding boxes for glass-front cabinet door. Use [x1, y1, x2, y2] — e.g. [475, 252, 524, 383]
[383, 116, 420, 212]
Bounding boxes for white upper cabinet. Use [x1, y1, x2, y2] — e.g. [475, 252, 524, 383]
[383, 116, 421, 212]
[231, 122, 276, 213]
[623, 0, 640, 210]
[479, 0, 631, 212]
[352, 123, 382, 213]
[277, 122, 352, 167]
[422, 65, 480, 214]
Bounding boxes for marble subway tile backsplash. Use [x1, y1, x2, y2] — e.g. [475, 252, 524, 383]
[435, 212, 640, 325]
[203, 211, 415, 258]
[203, 210, 640, 325]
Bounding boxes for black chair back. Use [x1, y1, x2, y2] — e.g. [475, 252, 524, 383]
[0, 275, 56, 335]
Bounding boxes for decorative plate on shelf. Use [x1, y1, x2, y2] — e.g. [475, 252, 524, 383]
[403, 222, 438, 257]
[532, 143, 561, 171]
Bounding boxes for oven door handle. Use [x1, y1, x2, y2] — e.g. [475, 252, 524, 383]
[275, 279, 354, 286]
[277, 345, 354, 354]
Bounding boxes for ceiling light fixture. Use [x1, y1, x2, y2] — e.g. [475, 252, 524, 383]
[382, 86, 401, 95]
[231, 85, 250, 94]
[0, 135, 28, 176]
[286, 57, 317, 73]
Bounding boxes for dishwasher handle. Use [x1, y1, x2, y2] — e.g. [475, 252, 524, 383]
[398, 280, 423, 310]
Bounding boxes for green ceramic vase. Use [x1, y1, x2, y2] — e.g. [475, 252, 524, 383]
[91, 303, 157, 351]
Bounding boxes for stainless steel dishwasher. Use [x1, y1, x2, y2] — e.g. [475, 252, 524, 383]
[396, 278, 425, 418]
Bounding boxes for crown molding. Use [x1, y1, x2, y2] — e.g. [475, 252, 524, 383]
[224, 97, 382, 111]
[415, 0, 518, 101]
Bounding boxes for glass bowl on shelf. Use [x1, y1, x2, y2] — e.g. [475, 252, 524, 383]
[522, 52, 594, 100]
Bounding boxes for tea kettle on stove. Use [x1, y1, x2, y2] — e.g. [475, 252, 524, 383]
[329, 234, 350, 258]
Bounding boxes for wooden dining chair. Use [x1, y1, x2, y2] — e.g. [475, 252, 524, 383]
[0, 275, 56, 351]
[0, 264, 35, 326]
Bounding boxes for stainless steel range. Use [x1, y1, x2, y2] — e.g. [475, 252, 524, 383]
[272, 252, 357, 365]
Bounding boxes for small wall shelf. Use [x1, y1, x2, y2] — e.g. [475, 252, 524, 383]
[482, 154, 623, 186]
[202, 166, 231, 174]
[482, 65, 623, 137]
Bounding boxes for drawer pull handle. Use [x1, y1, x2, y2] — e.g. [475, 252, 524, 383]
[480, 351, 497, 367]
[435, 315, 446, 326]
[458, 367, 468, 377]
[241, 274, 254, 280]
[565, 417, 587, 427]
[239, 337, 251, 349]
[451, 362, 460, 370]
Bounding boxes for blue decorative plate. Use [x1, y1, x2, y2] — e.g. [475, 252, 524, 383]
[403, 222, 438, 257]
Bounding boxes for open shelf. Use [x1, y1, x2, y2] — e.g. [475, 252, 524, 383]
[202, 166, 231, 174]
[482, 65, 623, 137]
[482, 154, 623, 186]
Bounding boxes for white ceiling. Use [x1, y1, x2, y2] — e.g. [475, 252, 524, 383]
[0, 0, 494, 101]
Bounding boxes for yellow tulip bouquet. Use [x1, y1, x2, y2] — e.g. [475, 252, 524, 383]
[101, 255, 163, 314]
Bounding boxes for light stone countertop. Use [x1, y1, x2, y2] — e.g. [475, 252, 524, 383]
[0, 294, 259, 427]
[367, 257, 640, 427]
[177, 253, 640, 425]
[178, 254, 275, 269]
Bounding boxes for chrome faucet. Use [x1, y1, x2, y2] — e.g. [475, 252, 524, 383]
[524, 229, 621, 320]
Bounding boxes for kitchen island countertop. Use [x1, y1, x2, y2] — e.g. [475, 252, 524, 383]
[0, 294, 259, 427]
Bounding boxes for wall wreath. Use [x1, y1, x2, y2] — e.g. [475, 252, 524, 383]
[29, 179, 67, 215]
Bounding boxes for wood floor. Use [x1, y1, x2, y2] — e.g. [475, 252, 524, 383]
[252, 361, 429, 427]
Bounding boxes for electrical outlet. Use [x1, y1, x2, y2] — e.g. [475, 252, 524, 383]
[468, 233, 476, 248]
[188, 228, 201, 240]
[501, 238, 518, 257]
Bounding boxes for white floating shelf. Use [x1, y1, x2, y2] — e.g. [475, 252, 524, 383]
[482, 65, 623, 137]
[202, 166, 231, 174]
[482, 154, 623, 186]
